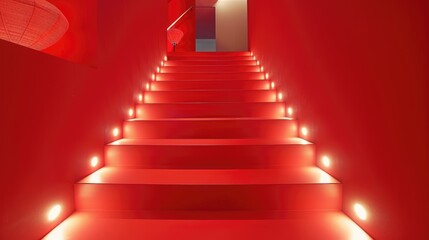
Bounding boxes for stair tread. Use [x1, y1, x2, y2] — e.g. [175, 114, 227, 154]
[109, 138, 311, 146]
[43, 211, 372, 240]
[127, 117, 293, 122]
[78, 167, 339, 185]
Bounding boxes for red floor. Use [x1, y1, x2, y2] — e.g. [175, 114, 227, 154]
[43, 52, 372, 239]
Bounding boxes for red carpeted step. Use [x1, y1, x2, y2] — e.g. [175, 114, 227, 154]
[123, 118, 297, 139]
[164, 60, 258, 66]
[136, 102, 285, 118]
[156, 72, 265, 81]
[75, 167, 341, 212]
[143, 90, 276, 103]
[105, 138, 315, 169]
[43, 212, 372, 240]
[151, 80, 270, 91]
[167, 55, 254, 61]
[160, 65, 261, 73]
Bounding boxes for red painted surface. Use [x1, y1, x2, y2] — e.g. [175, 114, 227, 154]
[0, 1, 167, 239]
[196, 7, 216, 39]
[248, 0, 429, 239]
[168, 0, 196, 52]
[43, 52, 371, 239]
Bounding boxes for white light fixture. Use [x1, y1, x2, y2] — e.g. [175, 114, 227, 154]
[257, 61, 260, 65]
[271, 82, 275, 89]
[161, 61, 164, 66]
[322, 156, 331, 167]
[250, 52, 254, 56]
[287, 107, 294, 117]
[128, 108, 134, 118]
[301, 127, 309, 137]
[354, 203, 368, 220]
[265, 73, 269, 79]
[151, 74, 156, 81]
[164, 56, 167, 61]
[47, 204, 62, 221]
[90, 156, 99, 168]
[113, 128, 120, 137]
[253, 56, 256, 60]
[278, 92, 283, 101]
[261, 66, 264, 72]
[146, 83, 150, 91]
[157, 67, 160, 73]
[138, 94, 143, 102]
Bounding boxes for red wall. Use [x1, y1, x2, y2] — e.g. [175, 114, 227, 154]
[0, 1, 167, 239]
[248, 0, 429, 239]
[168, 0, 196, 52]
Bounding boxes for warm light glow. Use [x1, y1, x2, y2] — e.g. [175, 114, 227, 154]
[90, 156, 99, 168]
[164, 56, 167, 61]
[301, 127, 309, 137]
[250, 52, 254, 56]
[322, 156, 331, 167]
[354, 203, 368, 220]
[271, 82, 275, 89]
[287, 107, 294, 116]
[113, 128, 120, 137]
[253, 56, 256, 60]
[151, 74, 156, 81]
[47, 204, 62, 221]
[261, 66, 264, 72]
[257, 61, 260, 65]
[157, 67, 161, 73]
[128, 108, 134, 117]
[265, 73, 269, 79]
[146, 83, 150, 90]
[138, 94, 143, 102]
[161, 61, 164, 66]
[278, 92, 283, 101]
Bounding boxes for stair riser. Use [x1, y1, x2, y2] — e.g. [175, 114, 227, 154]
[168, 56, 254, 61]
[143, 90, 276, 103]
[75, 184, 341, 211]
[105, 144, 315, 169]
[156, 72, 265, 81]
[164, 60, 257, 66]
[168, 52, 251, 57]
[135, 103, 285, 118]
[160, 66, 261, 73]
[151, 80, 270, 91]
[123, 120, 297, 139]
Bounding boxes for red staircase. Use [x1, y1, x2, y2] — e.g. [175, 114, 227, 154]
[44, 52, 372, 239]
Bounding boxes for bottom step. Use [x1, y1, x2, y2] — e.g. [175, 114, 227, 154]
[43, 211, 372, 240]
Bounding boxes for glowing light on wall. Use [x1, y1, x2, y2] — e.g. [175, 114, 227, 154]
[138, 94, 143, 102]
[354, 203, 368, 220]
[157, 67, 160, 73]
[113, 128, 120, 137]
[253, 56, 256, 60]
[47, 204, 62, 221]
[322, 156, 331, 167]
[164, 56, 168, 61]
[260, 66, 264, 72]
[301, 127, 309, 137]
[128, 108, 134, 118]
[151, 74, 156, 81]
[90, 156, 99, 168]
[257, 61, 260, 65]
[0, 0, 69, 50]
[161, 61, 164, 66]
[250, 52, 254, 56]
[146, 83, 150, 91]
[265, 73, 269, 79]
[287, 107, 294, 117]
[278, 92, 283, 101]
